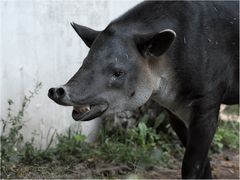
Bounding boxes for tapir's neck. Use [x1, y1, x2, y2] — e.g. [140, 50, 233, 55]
[150, 56, 178, 109]
[149, 56, 192, 127]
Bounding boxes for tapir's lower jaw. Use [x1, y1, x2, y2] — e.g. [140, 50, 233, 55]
[72, 103, 109, 121]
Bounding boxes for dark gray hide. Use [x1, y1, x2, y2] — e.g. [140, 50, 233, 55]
[49, 1, 239, 179]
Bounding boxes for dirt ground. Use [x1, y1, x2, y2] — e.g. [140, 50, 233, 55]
[5, 149, 239, 179]
[136, 149, 239, 179]
[211, 150, 239, 179]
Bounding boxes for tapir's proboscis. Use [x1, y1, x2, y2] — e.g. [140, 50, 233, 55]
[48, 1, 239, 179]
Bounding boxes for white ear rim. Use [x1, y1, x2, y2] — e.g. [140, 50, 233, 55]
[160, 29, 177, 38]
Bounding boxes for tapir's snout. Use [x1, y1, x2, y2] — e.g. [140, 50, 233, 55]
[48, 85, 109, 121]
[48, 86, 69, 106]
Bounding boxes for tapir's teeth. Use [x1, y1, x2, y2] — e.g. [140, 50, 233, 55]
[74, 105, 90, 113]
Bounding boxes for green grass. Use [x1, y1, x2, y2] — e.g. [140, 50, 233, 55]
[211, 120, 239, 153]
[2, 117, 238, 178]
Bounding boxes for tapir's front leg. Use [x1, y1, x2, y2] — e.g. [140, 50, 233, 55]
[182, 104, 220, 179]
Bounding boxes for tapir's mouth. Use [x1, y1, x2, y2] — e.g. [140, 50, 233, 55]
[72, 103, 108, 121]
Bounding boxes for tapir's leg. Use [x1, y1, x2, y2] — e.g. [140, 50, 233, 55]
[168, 111, 213, 179]
[168, 111, 187, 146]
[182, 104, 220, 179]
[202, 160, 212, 178]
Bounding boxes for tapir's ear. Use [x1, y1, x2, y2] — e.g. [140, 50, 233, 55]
[135, 29, 176, 57]
[71, 22, 100, 48]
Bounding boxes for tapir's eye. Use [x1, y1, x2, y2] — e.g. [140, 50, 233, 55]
[113, 71, 124, 78]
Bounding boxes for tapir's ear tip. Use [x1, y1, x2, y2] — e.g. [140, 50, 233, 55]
[69, 22, 100, 48]
[70, 22, 81, 33]
[70, 22, 76, 27]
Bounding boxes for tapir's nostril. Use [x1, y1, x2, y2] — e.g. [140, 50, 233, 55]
[48, 87, 66, 101]
[48, 88, 55, 98]
[56, 87, 66, 98]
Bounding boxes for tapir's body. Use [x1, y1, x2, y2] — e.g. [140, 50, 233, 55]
[49, 1, 239, 179]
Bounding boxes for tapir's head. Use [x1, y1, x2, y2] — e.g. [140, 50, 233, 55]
[48, 22, 176, 121]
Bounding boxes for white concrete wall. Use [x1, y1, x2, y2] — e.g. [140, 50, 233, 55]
[0, 0, 142, 147]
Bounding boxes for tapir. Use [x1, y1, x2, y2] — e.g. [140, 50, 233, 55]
[48, 1, 239, 178]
